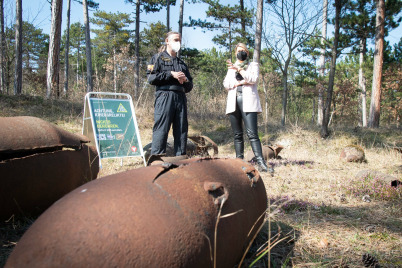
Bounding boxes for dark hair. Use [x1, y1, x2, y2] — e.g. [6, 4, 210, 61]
[158, 31, 181, 53]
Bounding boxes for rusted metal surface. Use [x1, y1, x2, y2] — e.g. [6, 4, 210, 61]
[188, 135, 219, 157]
[143, 137, 197, 161]
[0, 116, 99, 220]
[143, 135, 219, 161]
[0, 144, 99, 220]
[6, 158, 267, 268]
[245, 145, 283, 162]
[0, 116, 89, 161]
[146, 154, 188, 166]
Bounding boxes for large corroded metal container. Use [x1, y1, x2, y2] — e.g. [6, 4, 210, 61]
[0, 116, 99, 219]
[6, 158, 267, 268]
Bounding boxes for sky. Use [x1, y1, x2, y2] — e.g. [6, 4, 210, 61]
[3, 0, 402, 52]
[4, 0, 227, 51]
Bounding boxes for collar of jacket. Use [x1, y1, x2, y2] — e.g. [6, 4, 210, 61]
[161, 50, 180, 62]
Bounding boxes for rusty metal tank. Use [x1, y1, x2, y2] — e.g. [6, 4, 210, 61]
[5, 158, 267, 268]
[245, 145, 283, 162]
[0, 116, 99, 220]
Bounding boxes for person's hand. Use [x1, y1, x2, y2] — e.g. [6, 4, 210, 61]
[226, 59, 237, 70]
[171, 71, 188, 84]
[234, 80, 245, 88]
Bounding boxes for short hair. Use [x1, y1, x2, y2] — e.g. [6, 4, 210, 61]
[235, 43, 249, 55]
[158, 31, 181, 53]
[166, 31, 181, 41]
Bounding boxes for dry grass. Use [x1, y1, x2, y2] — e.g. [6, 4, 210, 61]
[0, 94, 401, 267]
[252, 125, 402, 267]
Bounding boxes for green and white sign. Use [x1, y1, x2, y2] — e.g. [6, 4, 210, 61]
[83, 92, 146, 166]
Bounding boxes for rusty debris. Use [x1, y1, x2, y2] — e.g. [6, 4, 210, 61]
[146, 154, 188, 166]
[245, 145, 283, 162]
[143, 137, 196, 161]
[6, 158, 267, 268]
[0, 116, 89, 160]
[188, 135, 219, 157]
[0, 116, 99, 219]
[143, 135, 219, 161]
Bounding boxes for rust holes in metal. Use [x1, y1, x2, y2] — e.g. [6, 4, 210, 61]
[204, 181, 229, 206]
[242, 166, 260, 187]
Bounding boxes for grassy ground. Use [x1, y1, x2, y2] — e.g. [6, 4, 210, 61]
[1, 94, 401, 267]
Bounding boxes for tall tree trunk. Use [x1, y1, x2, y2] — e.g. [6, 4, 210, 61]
[113, 46, 117, 93]
[359, 37, 367, 127]
[261, 76, 268, 137]
[240, 0, 245, 33]
[64, 0, 71, 96]
[0, 0, 4, 93]
[5, 37, 10, 94]
[228, 22, 232, 61]
[368, 0, 385, 128]
[321, 0, 341, 138]
[254, 0, 265, 147]
[317, 0, 328, 126]
[83, 0, 93, 92]
[178, 0, 184, 58]
[253, 0, 263, 63]
[14, 0, 22, 95]
[312, 99, 315, 124]
[134, 0, 140, 98]
[281, 57, 291, 126]
[46, 0, 63, 98]
[76, 39, 80, 88]
[94, 49, 100, 91]
[166, 0, 170, 31]
[281, 75, 287, 126]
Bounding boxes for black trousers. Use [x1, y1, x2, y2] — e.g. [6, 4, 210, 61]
[151, 90, 188, 155]
[228, 92, 262, 157]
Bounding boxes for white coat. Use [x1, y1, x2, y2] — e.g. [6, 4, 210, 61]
[223, 61, 262, 114]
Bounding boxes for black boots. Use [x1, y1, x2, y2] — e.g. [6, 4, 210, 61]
[250, 140, 271, 173]
[234, 141, 244, 159]
[255, 156, 269, 172]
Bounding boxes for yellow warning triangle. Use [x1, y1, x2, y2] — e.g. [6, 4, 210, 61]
[117, 103, 128, 113]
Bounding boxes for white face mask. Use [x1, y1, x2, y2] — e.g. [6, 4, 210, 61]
[170, 41, 181, 53]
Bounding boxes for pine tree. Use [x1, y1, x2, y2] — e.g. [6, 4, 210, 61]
[185, 0, 253, 59]
[14, 0, 22, 95]
[46, 0, 63, 98]
[125, 0, 166, 98]
[321, 0, 342, 138]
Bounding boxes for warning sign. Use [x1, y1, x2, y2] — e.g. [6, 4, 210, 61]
[82, 92, 146, 166]
[117, 103, 127, 113]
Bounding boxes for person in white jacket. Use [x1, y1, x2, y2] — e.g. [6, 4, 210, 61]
[223, 43, 270, 172]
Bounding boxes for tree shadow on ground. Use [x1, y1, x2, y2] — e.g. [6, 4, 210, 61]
[269, 159, 315, 169]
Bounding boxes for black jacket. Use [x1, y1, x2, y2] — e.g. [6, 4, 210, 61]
[146, 51, 193, 93]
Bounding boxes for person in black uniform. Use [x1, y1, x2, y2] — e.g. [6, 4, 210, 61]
[146, 31, 193, 156]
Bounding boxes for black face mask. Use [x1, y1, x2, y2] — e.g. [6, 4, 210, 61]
[236, 51, 248, 61]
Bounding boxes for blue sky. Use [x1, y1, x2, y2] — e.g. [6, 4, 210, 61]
[4, 0, 402, 51]
[6, 0, 226, 51]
